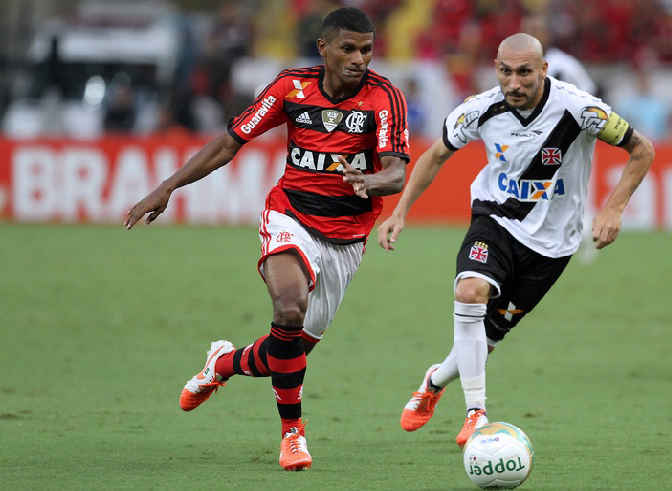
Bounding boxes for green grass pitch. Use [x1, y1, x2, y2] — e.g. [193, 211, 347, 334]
[1, 224, 670, 490]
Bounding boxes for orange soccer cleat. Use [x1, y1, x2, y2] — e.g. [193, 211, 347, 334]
[456, 409, 488, 449]
[279, 422, 312, 471]
[179, 340, 235, 411]
[400, 364, 445, 431]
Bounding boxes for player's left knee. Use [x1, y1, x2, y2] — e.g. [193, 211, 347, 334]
[455, 278, 491, 304]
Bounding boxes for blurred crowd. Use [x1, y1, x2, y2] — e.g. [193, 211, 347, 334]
[211, 0, 672, 62]
[1, 0, 671, 140]
[195, 0, 672, 122]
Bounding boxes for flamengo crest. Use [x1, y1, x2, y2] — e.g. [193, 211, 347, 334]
[345, 111, 367, 133]
[277, 231, 293, 243]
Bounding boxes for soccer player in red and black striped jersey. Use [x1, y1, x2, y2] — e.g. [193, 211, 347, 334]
[124, 7, 409, 470]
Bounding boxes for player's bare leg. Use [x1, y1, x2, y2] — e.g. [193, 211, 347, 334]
[264, 251, 312, 470]
[179, 250, 315, 469]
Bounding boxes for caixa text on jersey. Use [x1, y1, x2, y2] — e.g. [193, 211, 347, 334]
[498, 173, 565, 202]
[289, 147, 371, 172]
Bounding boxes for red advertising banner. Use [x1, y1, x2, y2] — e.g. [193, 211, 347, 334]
[0, 136, 670, 228]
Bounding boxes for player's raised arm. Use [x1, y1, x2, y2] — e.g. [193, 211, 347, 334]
[592, 128, 654, 249]
[124, 133, 243, 229]
[377, 138, 455, 251]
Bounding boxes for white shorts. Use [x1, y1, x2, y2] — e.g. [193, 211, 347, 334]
[258, 210, 364, 342]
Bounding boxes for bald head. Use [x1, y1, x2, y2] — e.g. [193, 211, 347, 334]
[497, 33, 543, 62]
[494, 33, 547, 110]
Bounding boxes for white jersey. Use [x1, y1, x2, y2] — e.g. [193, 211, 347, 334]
[443, 77, 630, 258]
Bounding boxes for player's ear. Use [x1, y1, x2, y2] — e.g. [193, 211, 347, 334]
[316, 38, 327, 57]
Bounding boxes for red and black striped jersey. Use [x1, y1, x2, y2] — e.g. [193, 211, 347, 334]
[228, 65, 410, 244]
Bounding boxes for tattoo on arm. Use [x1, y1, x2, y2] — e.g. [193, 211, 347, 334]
[621, 130, 654, 197]
[623, 132, 643, 158]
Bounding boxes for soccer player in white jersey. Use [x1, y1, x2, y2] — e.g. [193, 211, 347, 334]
[523, 14, 599, 263]
[377, 33, 655, 448]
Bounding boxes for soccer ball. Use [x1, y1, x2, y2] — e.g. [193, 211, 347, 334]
[463, 422, 534, 489]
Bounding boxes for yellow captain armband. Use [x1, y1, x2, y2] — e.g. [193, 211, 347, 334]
[597, 111, 632, 146]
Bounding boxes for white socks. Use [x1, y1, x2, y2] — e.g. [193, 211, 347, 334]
[426, 301, 489, 411]
[454, 301, 488, 409]
[430, 348, 460, 387]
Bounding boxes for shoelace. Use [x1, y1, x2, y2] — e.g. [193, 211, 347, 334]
[284, 421, 308, 454]
[412, 389, 440, 412]
[464, 411, 484, 429]
[285, 434, 304, 454]
[197, 380, 225, 393]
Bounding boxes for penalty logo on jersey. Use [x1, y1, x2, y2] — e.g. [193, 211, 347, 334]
[469, 241, 489, 264]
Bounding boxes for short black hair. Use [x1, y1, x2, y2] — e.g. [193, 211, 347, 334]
[321, 7, 375, 41]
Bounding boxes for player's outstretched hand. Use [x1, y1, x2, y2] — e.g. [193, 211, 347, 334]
[341, 157, 368, 198]
[124, 185, 172, 230]
[592, 207, 621, 249]
[377, 214, 405, 251]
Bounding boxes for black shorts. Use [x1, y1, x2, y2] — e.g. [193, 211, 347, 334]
[456, 215, 571, 342]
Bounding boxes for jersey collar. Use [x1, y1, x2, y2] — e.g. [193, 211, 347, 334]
[318, 65, 369, 104]
[506, 77, 551, 127]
